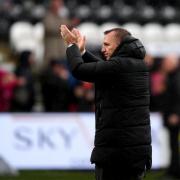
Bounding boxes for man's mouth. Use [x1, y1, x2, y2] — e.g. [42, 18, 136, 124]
[104, 54, 108, 58]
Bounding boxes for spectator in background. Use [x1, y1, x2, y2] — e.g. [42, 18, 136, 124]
[150, 57, 168, 112]
[40, 59, 71, 112]
[0, 69, 17, 112]
[144, 54, 155, 71]
[162, 55, 180, 179]
[11, 50, 36, 112]
[150, 54, 180, 179]
[43, 0, 71, 67]
[72, 82, 94, 112]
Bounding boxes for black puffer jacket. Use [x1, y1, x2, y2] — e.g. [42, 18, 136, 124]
[66, 35, 152, 171]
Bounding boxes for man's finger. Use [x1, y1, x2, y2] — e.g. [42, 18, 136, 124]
[83, 36, 86, 43]
[73, 28, 82, 38]
[76, 29, 82, 37]
[71, 28, 78, 38]
[61, 25, 74, 37]
[61, 32, 65, 39]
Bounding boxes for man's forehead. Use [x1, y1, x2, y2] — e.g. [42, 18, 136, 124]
[104, 31, 117, 42]
[105, 31, 116, 37]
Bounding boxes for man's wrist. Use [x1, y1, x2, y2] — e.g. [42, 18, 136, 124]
[81, 49, 86, 55]
[67, 44, 86, 56]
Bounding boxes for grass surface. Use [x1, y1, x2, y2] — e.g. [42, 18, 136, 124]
[0, 170, 168, 180]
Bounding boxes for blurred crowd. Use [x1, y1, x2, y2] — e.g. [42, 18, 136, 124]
[0, 50, 95, 112]
[0, 0, 179, 114]
[145, 54, 180, 178]
[0, 0, 95, 113]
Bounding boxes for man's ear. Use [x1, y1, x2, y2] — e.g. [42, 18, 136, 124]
[111, 42, 121, 57]
[112, 34, 132, 56]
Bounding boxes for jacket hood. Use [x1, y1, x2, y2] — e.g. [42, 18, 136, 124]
[112, 35, 146, 59]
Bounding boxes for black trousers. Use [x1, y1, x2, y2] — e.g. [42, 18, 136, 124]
[168, 126, 180, 176]
[95, 164, 145, 180]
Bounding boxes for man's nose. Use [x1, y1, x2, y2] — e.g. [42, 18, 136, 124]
[101, 46, 105, 53]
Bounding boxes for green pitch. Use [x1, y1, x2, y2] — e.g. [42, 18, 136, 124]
[0, 170, 167, 180]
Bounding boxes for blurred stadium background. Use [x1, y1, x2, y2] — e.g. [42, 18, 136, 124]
[0, 0, 180, 179]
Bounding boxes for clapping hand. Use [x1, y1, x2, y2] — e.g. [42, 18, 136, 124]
[60, 25, 77, 45]
[60, 25, 86, 54]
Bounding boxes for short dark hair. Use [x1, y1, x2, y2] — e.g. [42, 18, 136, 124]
[104, 28, 131, 43]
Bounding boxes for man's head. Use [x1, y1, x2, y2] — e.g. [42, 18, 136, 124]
[101, 28, 131, 60]
[50, 0, 64, 14]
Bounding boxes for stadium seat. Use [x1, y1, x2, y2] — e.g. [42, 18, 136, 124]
[139, 5, 156, 22]
[33, 23, 45, 43]
[10, 21, 33, 50]
[9, 21, 44, 63]
[66, 0, 78, 12]
[0, 18, 10, 40]
[9, 4, 23, 22]
[114, 4, 134, 23]
[75, 5, 91, 21]
[77, 22, 101, 47]
[33, 23, 45, 63]
[31, 5, 46, 21]
[123, 23, 143, 42]
[164, 23, 180, 42]
[95, 5, 113, 22]
[14, 38, 36, 55]
[143, 23, 164, 43]
[99, 22, 120, 41]
[160, 6, 176, 21]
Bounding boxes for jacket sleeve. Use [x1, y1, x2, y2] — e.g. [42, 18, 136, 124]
[66, 44, 119, 82]
[82, 51, 103, 63]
